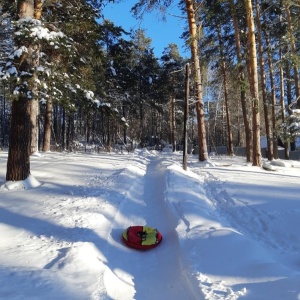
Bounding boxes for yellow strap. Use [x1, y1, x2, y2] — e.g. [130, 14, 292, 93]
[141, 226, 157, 245]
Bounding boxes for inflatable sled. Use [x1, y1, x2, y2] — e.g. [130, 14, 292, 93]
[122, 226, 162, 250]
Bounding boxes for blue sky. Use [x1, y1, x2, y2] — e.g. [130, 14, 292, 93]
[101, 1, 189, 58]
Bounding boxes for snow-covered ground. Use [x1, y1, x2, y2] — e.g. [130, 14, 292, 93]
[0, 149, 300, 300]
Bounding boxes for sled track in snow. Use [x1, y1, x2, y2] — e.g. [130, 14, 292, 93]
[104, 155, 202, 300]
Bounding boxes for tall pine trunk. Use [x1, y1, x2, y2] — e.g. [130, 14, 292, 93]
[170, 96, 176, 152]
[280, 48, 289, 159]
[30, 98, 39, 154]
[285, 4, 300, 106]
[6, 98, 32, 180]
[261, 10, 278, 159]
[6, 0, 41, 181]
[286, 61, 296, 151]
[265, 34, 278, 159]
[246, 0, 261, 166]
[42, 96, 53, 152]
[230, 0, 252, 162]
[29, 0, 42, 155]
[255, 1, 273, 161]
[185, 0, 208, 161]
[216, 24, 233, 156]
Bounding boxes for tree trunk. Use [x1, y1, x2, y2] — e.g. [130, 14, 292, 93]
[17, 0, 35, 18]
[246, 0, 261, 166]
[107, 115, 111, 152]
[185, 0, 208, 161]
[139, 103, 144, 147]
[61, 108, 65, 150]
[6, 0, 40, 181]
[123, 103, 127, 144]
[170, 96, 176, 152]
[34, 0, 43, 20]
[53, 103, 59, 151]
[222, 61, 234, 156]
[266, 42, 278, 159]
[286, 61, 296, 151]
[27, 0, 42, 155]
[183, 63, 190, 170]
[66, 114, 71, 151]
[279, 42, 289, 159]
[6, 98, 31, 180]
[42, 97, 52, 152]
[1, 82, 7, 148]
[216, 24, 233, 156]
[262, 11, 278, 159]
[30, 99, 39, 154]
[230, 0, 252, 162]
[285, 4, 300, 106]
[255, 1, 273, 161]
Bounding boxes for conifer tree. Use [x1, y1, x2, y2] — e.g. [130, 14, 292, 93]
[5, 0, 41, 180]
[161, 44, 185, 151]
[246, 0, 261, 166]
[1, 0, 115, 180]
[132, 0, 208, 160]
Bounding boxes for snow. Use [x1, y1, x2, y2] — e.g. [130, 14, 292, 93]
[85, 90, 94, 100]
[14, 46, 28, 58]
[0, 150, 300, 300]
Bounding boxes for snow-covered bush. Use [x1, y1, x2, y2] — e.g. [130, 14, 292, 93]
[279, 109, 300, 146]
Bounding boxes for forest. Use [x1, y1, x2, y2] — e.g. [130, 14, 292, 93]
[0, 0, 300, 181]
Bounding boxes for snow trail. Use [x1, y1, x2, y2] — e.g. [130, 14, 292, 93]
[103, 155, 203, 300]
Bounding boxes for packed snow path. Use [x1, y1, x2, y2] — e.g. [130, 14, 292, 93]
[103, 155, 202, 299]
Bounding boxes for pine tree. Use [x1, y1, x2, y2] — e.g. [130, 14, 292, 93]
[161, 43, 185, 151]
[246, 0, 261, 166]
[5, 0, 40, 180]
[132, 0, 208, 161]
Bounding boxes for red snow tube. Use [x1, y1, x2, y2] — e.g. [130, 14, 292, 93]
[122, 226, 162, 250]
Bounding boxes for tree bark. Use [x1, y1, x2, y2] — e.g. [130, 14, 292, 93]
[279, 31, 289, 158]
[30, 98, 39, 154]
[6, 98, 31, 180]
[61, 107, 66, 150]
[216, 24, 233, 156]
[246, 0, 261, 166]
[185, 0, 208, 161]
[29, 0, 43, 154]
[6, 0, 39, 181]
[285, 4, 300, 106]
[42, 97, 52, 152]
[261, 11, 278, 159]
[229, 0, 252, 162]
[183, 63, 190, 170]
[170, 96, 176, 152]
[17, 0, 35, 18]
[286, 61, 296, 151]
[255, 1, 273, 161]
